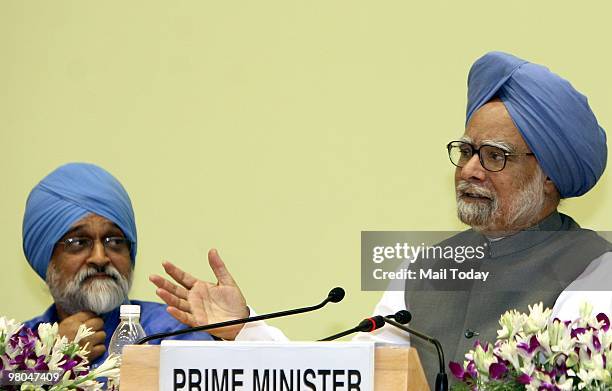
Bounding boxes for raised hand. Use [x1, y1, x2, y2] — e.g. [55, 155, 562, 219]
[149, 249, 249, 340]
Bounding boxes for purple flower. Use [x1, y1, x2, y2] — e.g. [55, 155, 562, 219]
[596, 313, 610, 331]
[60, 357, 79, 372]
[9, 352, 29, 370]
[465, 361, 477, 379]
[33, 356, 48, 371]
[9, 333, 20, 349]
[593, 335, 601, 352]
[488, 362, 507, 380]
[450, 361, 478, 382]
[553, 318, 571, 327]
[571, 327, 586, 338]
[516, 373, 532, 385]
[518, 335, 540, 354]
[538, 382, 555, 390]
[449, 361, 466, 380]
[494, 355, 510, 366]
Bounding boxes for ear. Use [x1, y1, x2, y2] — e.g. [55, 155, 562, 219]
[543, 176, 561, 202]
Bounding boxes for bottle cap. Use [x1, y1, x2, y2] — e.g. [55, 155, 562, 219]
[120, 304, 141, 316]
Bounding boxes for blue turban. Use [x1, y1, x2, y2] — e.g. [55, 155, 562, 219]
[23, 163, 137, 280]
[466, 51, 607, 198]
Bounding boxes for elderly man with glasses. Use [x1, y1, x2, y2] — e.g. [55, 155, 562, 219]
[21, 163, 218, 367]
[147, 52, 612, 387]
[363, 52, 611, 382]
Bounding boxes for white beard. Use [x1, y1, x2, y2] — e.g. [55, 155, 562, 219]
[456, 166, 546, 232]
[47, 263, 132, 315]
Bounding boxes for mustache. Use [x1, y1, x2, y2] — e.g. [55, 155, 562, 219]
[456, 180, 495, 200]
[75, 264, 123, 286]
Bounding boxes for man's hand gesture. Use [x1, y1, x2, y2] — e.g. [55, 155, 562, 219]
[149, 249, 249, 340]
[58, 312, 106, 362]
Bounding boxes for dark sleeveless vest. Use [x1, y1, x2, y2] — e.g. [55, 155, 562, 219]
[404, 212, 611, 389]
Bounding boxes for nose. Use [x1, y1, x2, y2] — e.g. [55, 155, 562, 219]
[86, 239, 111, 268]
[460, 154, 486, 182]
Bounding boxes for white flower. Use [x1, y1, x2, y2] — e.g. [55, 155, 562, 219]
[48, 370, 75, 390]
[598, 327, 612, 352]
[497, 309, 526, 340]
[52, 334, 69, 356]
[576, 368, 601, 389]
[0, 316, 22, 357]
[536, 329, 552, 357]
[605, 350, 612, 372]
[576, 329, 598, 355]
[547, 319, 574, 356]
[37, 322, 58, 344]
[579, 301, 593, 318]
[0, 316, 22, 337]
[35, 322, 58, 357]
[555, 375, 574, 391]
[51, 353, 122, 391]
[472, 344, 496, 377]
[73, 324, 95, 344]
[496, 340, 521, 369]
[77, 379, 106, 391]
[92, 353, 121, 380]
[524, 302, 551, 334]
[46, 348, 66, 371]
[49, 369, 105, 391]
[519, 361, 536, 378]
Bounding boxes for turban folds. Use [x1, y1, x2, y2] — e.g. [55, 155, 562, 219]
[23, 163, 137, 280]
[466, 51, 607, 198]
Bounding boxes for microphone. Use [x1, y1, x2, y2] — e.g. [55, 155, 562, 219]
[136, 287, 345, 344]
[384, 311, 448, 391]
[326, 287, 345, 303]
[318, 315, 385, 341]
[387, 309, 412, 324]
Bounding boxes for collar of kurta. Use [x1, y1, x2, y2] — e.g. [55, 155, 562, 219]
[477, 211, 577, 258]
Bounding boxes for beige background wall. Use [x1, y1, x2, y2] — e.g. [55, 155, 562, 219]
[1, 1, 611, 340]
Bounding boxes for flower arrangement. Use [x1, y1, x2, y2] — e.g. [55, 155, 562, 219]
[450, 302, 612, 391]
[0, 316, 119, 390]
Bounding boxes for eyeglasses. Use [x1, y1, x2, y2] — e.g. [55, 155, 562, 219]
[446, 141, 534, 172]
[56, 236, 131, 256]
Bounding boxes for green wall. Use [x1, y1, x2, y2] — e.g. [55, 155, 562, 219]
[1, 1, 611, 340]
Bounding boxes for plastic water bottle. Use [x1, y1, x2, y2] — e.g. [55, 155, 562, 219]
[107, 305, 146, 389]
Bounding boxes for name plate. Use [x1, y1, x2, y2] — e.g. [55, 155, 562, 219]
[159, 341, 375, 391]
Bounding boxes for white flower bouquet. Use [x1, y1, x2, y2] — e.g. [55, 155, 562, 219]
[0, 317, 119, 390]
[450, 303, 612, 390]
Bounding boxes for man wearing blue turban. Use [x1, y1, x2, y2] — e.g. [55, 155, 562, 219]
[139, 52, 612, 388]
[395, 51, 612, 385]
[22, 163, 218, 367]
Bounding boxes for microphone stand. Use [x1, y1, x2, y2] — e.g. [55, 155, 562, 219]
[384, 316, 448, 391]
[136, 287, 345, 345]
